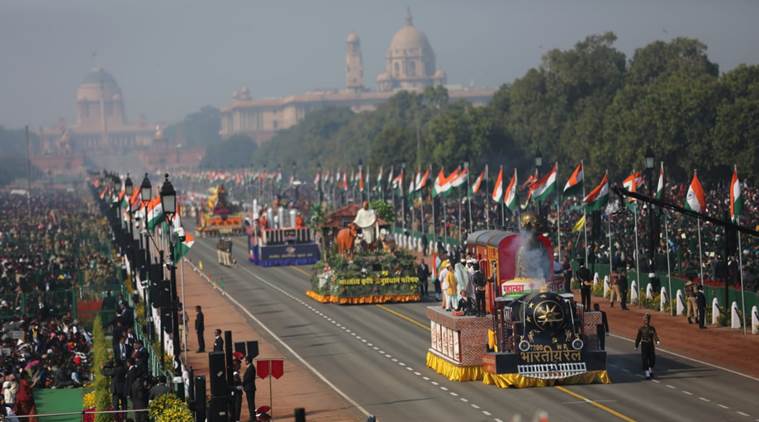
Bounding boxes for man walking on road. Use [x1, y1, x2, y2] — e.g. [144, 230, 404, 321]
[696, 285, 707, 329]
[635, 313, 661, 379]
[243, 355, 256, 422]
[195, 305, 205, 352]
[417, 259, 429, 299]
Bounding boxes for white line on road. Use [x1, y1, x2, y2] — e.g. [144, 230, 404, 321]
[185, 260, 372, 417]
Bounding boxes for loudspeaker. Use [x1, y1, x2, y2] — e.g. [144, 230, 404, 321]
[246, 341, 259, 359]
[224, 331, 234, 384]
[234, 342, 246, 355]
[208, 352, 228, 397]
[208, 396, 229, 422]
[193, 375, 206, 422]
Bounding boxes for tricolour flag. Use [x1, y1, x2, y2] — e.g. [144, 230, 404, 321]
[563, 162, 584, 196]
[174, 232, 194, 262]
[433, 169, 448, 197]
[450, 166, 468, 189]
[392, 169, 404, 193]
[491, 166, 504, 202]
[729, 166, 743, 223]
[584, 172, 609, 212]
[358, 167, 365, 192]
[416, 168, 430, 191]
[655, 162, 665, 200]
[504, 168, 518, 210]
[377, 166, 384, 184]
[685, 170, 706, 213]
[471, 167, 485, 194]
[530, 163, 558, 203]
[623, 170, 642, 211]
[146, 197, 164, 231]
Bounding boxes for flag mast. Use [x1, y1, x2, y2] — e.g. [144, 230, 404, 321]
[581, 160, 588, 268]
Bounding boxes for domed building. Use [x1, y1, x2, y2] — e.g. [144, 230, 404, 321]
[37, 67, 203, 174]
[220, 11, 493, 143]
[377, 10, 446, 91]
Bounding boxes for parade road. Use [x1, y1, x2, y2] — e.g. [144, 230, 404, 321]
[187, 234, 759, 422]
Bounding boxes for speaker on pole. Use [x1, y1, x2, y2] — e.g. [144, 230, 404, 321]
[246, 341, 259, 359]
[208, 352, 228, 397]
[193, 375, 206, 422]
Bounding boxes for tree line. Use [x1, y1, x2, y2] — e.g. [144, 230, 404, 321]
[251, 32, 759, 187]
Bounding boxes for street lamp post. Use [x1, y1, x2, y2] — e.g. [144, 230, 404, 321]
[317, 163, 323, 205]
[534, 149, 543, 219]
[124, 174, 135, 288]
[645, 147, 656, 281]
[160, 174, 181, 376]
[140, 173, 153, 341]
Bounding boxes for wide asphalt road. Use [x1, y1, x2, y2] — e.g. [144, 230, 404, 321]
[188, 235, 759, 422]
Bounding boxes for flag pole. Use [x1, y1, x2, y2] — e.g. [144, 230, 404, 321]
[458, 188, 462, 243]
[664, 209, 673, 315]
[633, 204, 641, 305]
[420, 167, 426, 239]
[697, 218, 704, 286]
[556, 162, 561, 262]
[366, 163, 371, 202]
[484, 164, 490, 230]
[500, 165, 505, 228]
[466, 163, 473, 233]
[608, 207, 613, 282]
[737, 215, 746, 334]
[582, 160, 588, 268]
[430, 186, 436, 246]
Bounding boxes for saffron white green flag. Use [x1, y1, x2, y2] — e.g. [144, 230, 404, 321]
[685, 171, 706, 213]
[471, 167, 486, 194]
[563, 162, 583, 196]
[531, 163, 557, 203]
[491, 166, 504, 202]
[584, 173, 609, 212]
[729, 166, 742, 223]
[655, 162, 665, 200]
[504, 168, 518, 211]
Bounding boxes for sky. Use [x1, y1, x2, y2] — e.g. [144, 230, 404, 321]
[2, 0, 759, 129]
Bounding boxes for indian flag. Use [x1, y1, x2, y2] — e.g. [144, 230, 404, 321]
[729, 166, 742, 223]
[491, 166, 504, 202]
[358, 167, 365, 192]
[531, 163, 558, 203]
[415, 168, 430, 191]
[623, 171, 642, 210]
[392, 169, 404, 193]
[146, 197, 164, 231]
[655, 162, 665, 200]
[433, 169, 449, 197]
[450, 166, 468, 189]
[563, 162, 584, 196]
[584, 172, 609, 212]
[471, 167, 486, 194]
[377, 166, 384, 185]
[685, 171, 706, 213]
[408, 177, 415, 195]
[174, 232, 194, 262]
[504, 168, 518, 210]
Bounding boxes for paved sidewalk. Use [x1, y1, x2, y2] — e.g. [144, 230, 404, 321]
[581, 291, 759, 379]
[180, 261, 362, 421]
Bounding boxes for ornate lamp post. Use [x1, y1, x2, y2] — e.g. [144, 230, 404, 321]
[316, 163, 323, 205]
[140, 173, 153, 340]
[160, 174, 181, 375]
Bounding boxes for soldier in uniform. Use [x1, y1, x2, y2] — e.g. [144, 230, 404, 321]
[634, 313, 661, 379]
[685, 281, 697, 324]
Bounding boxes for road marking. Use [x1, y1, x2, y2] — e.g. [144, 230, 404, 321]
[699, 397, 710, 402]
[471, 404, 480, 409]
[737, 411, 750, 417]
[183, 259, 372, 418]
[651, 379, 660, 384]
[666, 384, 676, 389]
[718, 404, 729, 409]
[483, 410, 492, 416]
[376, 304, 430, 331]
[555, 386, 636, 422]
[460, 398, 468, 403]
[682, 391, 693, 396]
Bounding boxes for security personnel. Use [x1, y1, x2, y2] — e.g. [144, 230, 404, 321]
[634, 313, 661, 379]
[577, 262, 592, 311]
[213, 329, 224, 352]
[472, 263, 487, 316]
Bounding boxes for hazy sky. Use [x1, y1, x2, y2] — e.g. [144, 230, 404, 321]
[2, 0, 759, 128]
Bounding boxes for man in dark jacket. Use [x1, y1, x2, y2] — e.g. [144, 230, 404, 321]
[696, 285, 707, 329]
[195, 305, 205, 352]
[417, 261, 429, 298]
[213, 329, 224, 352]
[471, 263, 487, 316]
[242, 355, 256, 422]
[577, 262, 592, 311]
[593, 303, 609, 350]
[102, 360, 127, 418]
[635, 313, 661, 379]
[125, 358, 148, 422]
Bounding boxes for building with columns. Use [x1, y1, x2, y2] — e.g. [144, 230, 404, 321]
[220, 11, 494, 143]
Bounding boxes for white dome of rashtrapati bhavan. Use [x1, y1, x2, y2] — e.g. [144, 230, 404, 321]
[219, 10, 495, 144]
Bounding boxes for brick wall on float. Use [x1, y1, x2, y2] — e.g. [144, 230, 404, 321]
[426, 306, 492, 366]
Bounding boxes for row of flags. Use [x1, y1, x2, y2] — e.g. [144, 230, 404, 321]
[98, 181, 195, 261]
[314, 160, 746, 224]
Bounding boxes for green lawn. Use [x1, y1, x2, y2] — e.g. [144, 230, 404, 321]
[33, 388, 84, 422]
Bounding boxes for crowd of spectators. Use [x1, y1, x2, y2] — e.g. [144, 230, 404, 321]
[0, 189, 119, 420]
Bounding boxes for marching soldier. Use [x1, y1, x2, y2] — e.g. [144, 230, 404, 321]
[634, 313, 661, 379]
